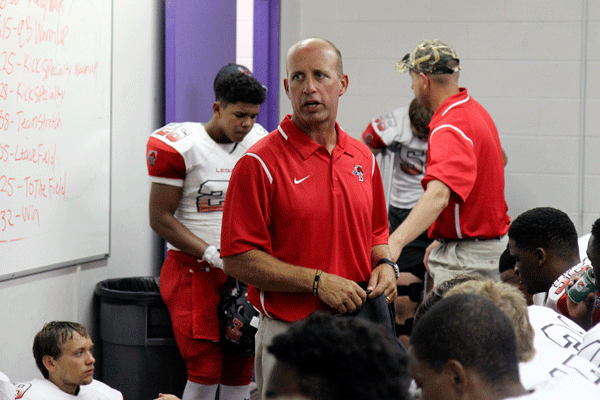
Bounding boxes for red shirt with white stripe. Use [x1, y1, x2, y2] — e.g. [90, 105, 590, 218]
[220, 115, 389, 322]
[422, 88, 510, 240]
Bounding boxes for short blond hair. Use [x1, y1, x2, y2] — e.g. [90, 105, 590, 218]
[445, 279, 535, 362]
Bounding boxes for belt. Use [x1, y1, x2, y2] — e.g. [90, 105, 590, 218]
[438, 235, 504, 244]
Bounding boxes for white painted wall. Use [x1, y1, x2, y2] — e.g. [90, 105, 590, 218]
[0, 1, 165, 381]
[237, 0, 254, 69]
[280, 0, 600, 235]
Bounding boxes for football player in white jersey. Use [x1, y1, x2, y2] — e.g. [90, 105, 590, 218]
[146, 64, 267, 400]
[13, 321, 122, 400]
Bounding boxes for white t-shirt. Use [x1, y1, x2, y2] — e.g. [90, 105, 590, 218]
[13, 379, 122, 400]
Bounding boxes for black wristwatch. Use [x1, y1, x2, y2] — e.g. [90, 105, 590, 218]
[376, 258, 400, 279]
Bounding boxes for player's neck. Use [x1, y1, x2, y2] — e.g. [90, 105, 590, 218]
[204, 119, 233, 144]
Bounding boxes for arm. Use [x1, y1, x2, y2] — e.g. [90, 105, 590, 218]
[149, 182, 210, 259]
[368, 244, 398, 302]
[388, 179, 451, 262]
[223, 250, 367, 314]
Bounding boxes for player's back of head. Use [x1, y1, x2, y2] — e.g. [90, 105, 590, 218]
[411, 293, 521, 389]
[267, 312, 410, 400]
[445, 279, 535, 362]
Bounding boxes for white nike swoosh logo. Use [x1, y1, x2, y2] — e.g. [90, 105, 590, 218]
[294, 176, 310, 184]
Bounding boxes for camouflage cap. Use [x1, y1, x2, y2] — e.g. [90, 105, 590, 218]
[396, 39, 461, 74]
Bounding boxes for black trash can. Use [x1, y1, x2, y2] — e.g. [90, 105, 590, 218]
[95, 277, 187, 400]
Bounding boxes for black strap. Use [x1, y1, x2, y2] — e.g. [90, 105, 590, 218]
[395, 318, 414, 336]
[396, 282, 424, 303]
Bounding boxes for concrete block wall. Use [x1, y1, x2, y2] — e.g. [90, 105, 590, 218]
[280, 0, 599, 235]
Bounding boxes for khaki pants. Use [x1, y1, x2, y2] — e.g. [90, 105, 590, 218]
[254, 314, 291, 399]
[428, 235, 508, 287]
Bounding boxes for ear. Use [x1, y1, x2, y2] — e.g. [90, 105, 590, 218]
[534, 247, 547, 268]
[338, 74, 349, 96]
[283, 77, 290, 99]
[42, 355, 57, 373]
[444, 359, 469, 394]
[419, 72, 430, 89]
[212, 102, 221, 117]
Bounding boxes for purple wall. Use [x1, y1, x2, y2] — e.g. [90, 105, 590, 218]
[165, 1, 237, 124]
[253, 0, 280, 132]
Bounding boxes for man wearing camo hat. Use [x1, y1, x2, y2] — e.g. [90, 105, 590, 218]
[388, 39, 510, 288]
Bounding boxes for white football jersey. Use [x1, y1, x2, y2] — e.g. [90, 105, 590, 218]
[579, 323, 600, 368]
[519, 306, 600, 389]
[14, 379, 122, 400]
[505, 374, 600, 400]
[369, 107, 427, 209]
[0, 372, 16, 400]
[147, 122, 268, 250]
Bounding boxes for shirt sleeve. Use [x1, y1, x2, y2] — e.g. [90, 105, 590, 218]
[146, 136, 186, 181]
[422, 126, 477, 203]
[220, 154, 273, 257]
[362, 123, 386, 150]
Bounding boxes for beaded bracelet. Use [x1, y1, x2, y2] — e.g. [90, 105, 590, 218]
[313, 269, 323, 296]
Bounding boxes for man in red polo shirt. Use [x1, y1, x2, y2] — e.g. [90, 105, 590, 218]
[389, 39, 510, 287]
[220, 37, 398, 398]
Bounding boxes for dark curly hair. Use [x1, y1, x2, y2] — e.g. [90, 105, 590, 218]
[508, 207, 579, 259]
[267, 312, 410, 400]
[33, 321, 89, 379]
[214, 73, 266, 106]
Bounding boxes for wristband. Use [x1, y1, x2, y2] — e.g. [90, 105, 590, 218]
[313, 269, 323, 296]
[376, 258, 400, 279]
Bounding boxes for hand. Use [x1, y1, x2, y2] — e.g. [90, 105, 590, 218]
[367, 263, 397, 304]
[566, 292, 596, 330]
[155, 394, 180, 400]
[423, 240, 440, 271]
[317, 272, 367, 314]
[202, 245, 223, 270]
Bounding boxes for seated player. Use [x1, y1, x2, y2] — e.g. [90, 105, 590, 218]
[409, 293, 600, 400]
[446, 279, 600, 389]
[13, 321, 122, 400]
[508, 207, 599, 328]
[264, 312, 410, 400]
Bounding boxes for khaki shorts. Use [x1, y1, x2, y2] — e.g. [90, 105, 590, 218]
[428, 235, 508, 287]
[254, 314, 291, 399]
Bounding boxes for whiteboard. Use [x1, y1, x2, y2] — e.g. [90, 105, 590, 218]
[0, 0, 111, 281]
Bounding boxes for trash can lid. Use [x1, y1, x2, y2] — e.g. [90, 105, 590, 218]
[95, 276, 162, 304]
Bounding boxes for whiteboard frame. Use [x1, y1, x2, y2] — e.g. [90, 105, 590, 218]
[0, 0, 113, 282]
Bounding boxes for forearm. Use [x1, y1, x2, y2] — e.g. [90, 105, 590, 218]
[223, 249, 316, 292]
[389, 180, 450, 249]
[371, 244, 392, 266]
[149, 211, 209, 259]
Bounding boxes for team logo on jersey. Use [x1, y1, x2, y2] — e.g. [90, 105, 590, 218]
[364, 132, 374, 146]
[353, 165, 364, 182]
[146, 150, 157, 166]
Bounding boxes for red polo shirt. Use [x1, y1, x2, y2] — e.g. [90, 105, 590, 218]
[221, 115, 389, 322]
[423, 88, 510, 240]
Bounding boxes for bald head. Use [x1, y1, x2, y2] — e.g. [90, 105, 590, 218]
[286, 38, 343, 76]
